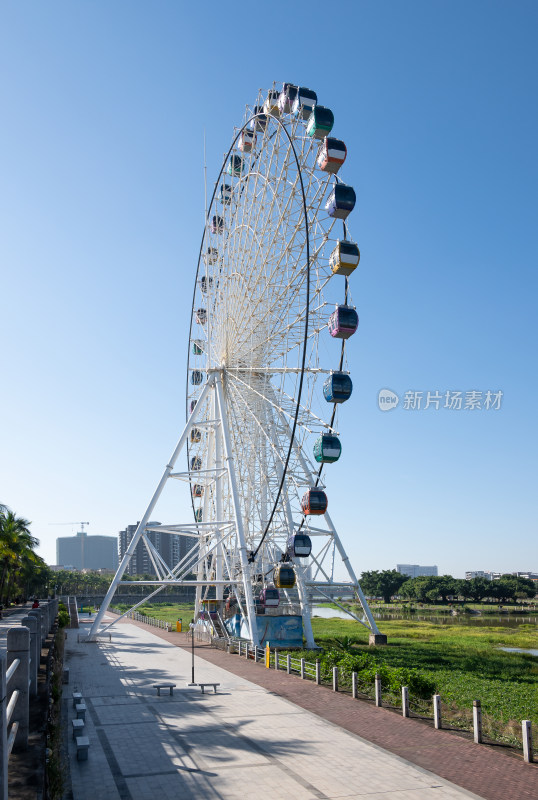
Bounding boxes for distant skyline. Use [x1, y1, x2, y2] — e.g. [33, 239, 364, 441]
[1, 1, 537, 579]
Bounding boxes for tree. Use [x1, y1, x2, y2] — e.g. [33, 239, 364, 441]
[359, 570, 408, 603]
[0, 509, 40, 604]
[463, 577, 493, 602]
[489, 575, 536, 604]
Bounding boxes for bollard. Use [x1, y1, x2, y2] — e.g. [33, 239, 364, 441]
[473, 700, 482, 744]
[300, 658, 305, 679]
[0, 653, 8, 800]
[315, 659, 321, 685]
[402, 686, 410, 718]
[7, 627, 30, 750]
[375, 673, 382, 707]
[433, 694, 442, 729]
[522, 720, 533, 763]
[20, 617, 38, 697]
[286, 654, 291, 674]
[265, 642, 270, 668]
[332, 666, 338, 692]
[352, 671, 358, 699]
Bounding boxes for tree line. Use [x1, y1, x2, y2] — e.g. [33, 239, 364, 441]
[359, 569, 537, 604]
[0, 505, 50, 605]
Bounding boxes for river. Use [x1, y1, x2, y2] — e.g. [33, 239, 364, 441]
[312, 606, 538, 628]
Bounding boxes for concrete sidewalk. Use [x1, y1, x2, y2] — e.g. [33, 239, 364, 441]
[64, 616, 483, 800]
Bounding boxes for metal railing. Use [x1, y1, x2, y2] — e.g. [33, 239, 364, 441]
[125, 610, 173, 632]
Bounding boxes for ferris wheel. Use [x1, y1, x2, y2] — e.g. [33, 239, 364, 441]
[90, 83, 385, 648]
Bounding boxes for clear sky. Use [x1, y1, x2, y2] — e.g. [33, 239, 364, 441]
[1, 0, 537, 578]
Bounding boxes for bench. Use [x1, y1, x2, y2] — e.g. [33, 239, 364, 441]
[76, 735, 90, 761]
[72, 692, 83, 708]
[198, 683, 220, 694]
[72, 718, 85, 739]
[153, 683, 176, 696]
[75, 702, 87, 721]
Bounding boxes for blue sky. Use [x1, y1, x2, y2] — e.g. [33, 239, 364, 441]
[1, 0, 537, 577]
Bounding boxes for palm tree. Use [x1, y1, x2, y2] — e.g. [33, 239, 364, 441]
[0, 509, 39, 604]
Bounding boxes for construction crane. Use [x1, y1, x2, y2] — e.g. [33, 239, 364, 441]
[49, 522, 90, 569]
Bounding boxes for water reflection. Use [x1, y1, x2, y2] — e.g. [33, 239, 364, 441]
[312, 606, 538, 628]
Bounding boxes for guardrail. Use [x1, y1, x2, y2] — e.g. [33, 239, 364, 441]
[125, 611, 173, 632]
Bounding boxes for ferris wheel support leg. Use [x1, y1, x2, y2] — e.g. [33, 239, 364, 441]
[215, 373, 260, 647]
[295, 568, 317, 649]
[88, 375, 216, 640]
[323, 511, 384, 641]
[214, 390, 224, 602]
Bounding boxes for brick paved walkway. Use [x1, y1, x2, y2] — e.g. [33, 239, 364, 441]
[63, 614, 493, 800]
[123, 618, 538, 800]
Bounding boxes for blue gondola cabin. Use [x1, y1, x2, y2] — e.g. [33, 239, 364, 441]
[306, 106, 334, 140]
[328, 305, 359, 340]
[313, 433, 342, 464]
[259, 587, 280, 608]
[191, 370, 203, 385]
[329, 240, 360, 276]
[190, 456, 202, 471]
[204, 247, 218, 265]
[274, 564, 296, 589]
[227, 155, 244, 177]
[292, 87, 317, 119]
[301, 489, 328, 516]
[263, 90, 280, 115]
[325, 184, 356, 220]
[218, 183, 232, 205]
[211, 215, 224, 234]
[317, 138, 347, 174]
[190, 399, 197, 413]
[200, 276, 213, 294]
[238, 130, 256, 153]
[323, 372, 353, 404]
[250, 106, 267, 131]
[286, 533, 312, 558]
[190, 427, 202, 443]
[278, 83, 298, 114]
[196, 308, 207, 325]
[192, 484, 204, 498]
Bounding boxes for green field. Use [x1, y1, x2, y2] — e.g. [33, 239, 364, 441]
[115, 601, 537, 747]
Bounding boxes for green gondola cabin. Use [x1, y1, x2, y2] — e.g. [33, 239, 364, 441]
[306, 106, 334, 140]
[227, 154, 244, 177]
[313, 433, 342, 464]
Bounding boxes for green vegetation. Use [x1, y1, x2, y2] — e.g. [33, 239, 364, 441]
[0, 504, 50, 604]
[112, 601, 195, 624]
[359, 570, 408, 603]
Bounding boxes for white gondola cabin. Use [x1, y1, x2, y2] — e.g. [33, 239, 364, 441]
[278, 83, 298, 114]
[292, 87, 317, 119]
[218, 183, 232, 205]
[204, 247, 218, 265]
[329, 240, 361, 276]
[263, 90, 280, 115]
[317, 137, 347, 174]
[325, 184, 356, 220]
[238, 130, 256, 153]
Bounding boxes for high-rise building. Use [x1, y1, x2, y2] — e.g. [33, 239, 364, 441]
[396, 564, 438, 579]
[118, 522, 197, 577]
[56, 532, 118, 571]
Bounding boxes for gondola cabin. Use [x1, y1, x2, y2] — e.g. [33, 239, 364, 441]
[238, 130, 256, 153]
[325, 184, 356, 220]
[329, 240, 361, 276]
[263, 90, 280, 115]
[306, 106, 334, 140]
[194, 508, 203, 522]
[274, 564, 296, 589]
[317, 138, 347, 174]
[190, 399, 197, 413]
[200, 276, 213, 294]
[250, 106, 267, 131]
[192, 340, 204, 355]
[218, 183, 232, 204]
[259, 587, 280, 608]
[204, 247, 218, 264]
[292, 87, 317, 119]
[313, 433, 342, 464]
[211, 215, 224, 234]
[301, 489, 328, 516]
[195, 308, 207, 324]
[190, 456, 202, 471]
[323, 372, 353, 404]
[278, 83, 298, 114]
[328, 305, 359, 339]
[227, 155, 244, 177]
[191, 370, 203, 385]
[190, 427, 202, 443]
[192, 484, 204, 498]
[286, 533, 312, 557]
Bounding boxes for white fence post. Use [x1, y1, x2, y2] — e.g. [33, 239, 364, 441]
[402, 686, 410, 717]
[300, 658, 305, 679]
[245, 644, 249, 660]
[315, 659, 321, 685]
[522, 720, 533, 763]
[286, 654, 291, 674]
[473, 700, 482, 744]
[7, 627, 30, 750]
[375, 673, 382, 707]
[0, 654, 8, 800]
[274, 649, 278, 670]
[332, 667, 338, 692]
[20, 617, 38, 697]
[433, 694, 442, 729]
[352, 671, 358, 699]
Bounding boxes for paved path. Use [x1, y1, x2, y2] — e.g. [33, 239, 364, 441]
[64, 616, 485, 800]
